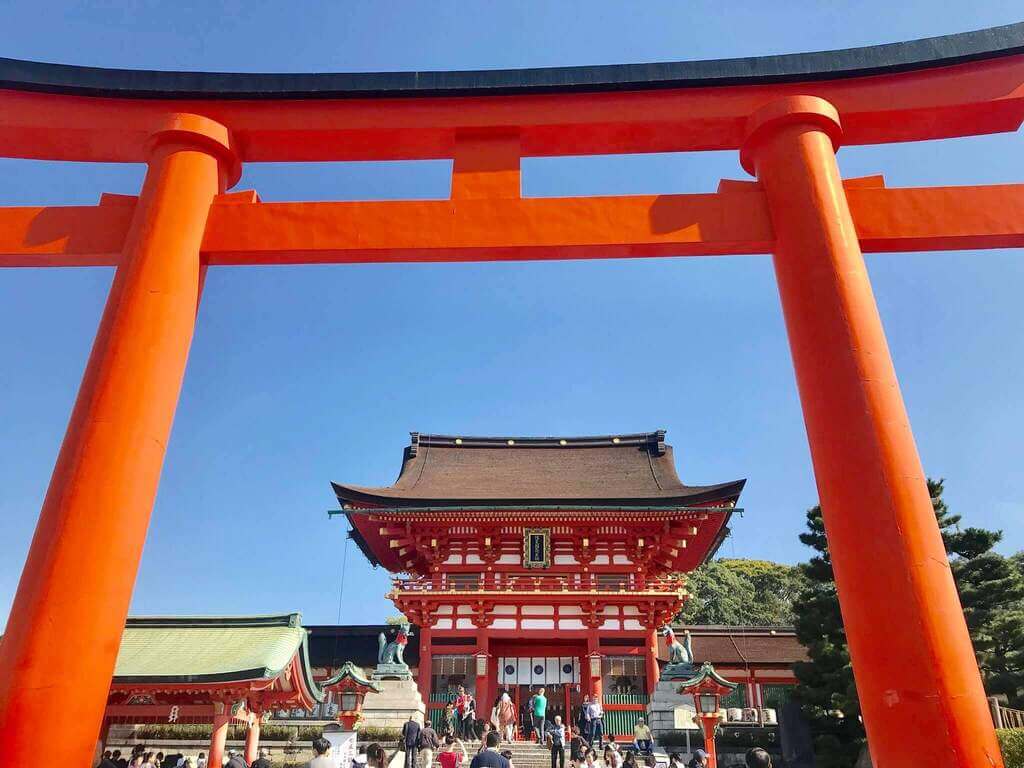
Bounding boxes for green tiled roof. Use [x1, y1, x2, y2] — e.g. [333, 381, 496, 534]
[113, 613, 318, 692]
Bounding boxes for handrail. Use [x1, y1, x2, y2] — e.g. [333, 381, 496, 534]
[390, 576, 686, 594]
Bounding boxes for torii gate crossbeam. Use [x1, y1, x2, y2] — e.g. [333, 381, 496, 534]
[1, 23, 1023, 768]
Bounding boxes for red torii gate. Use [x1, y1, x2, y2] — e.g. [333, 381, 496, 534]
[0, 23, 1023, 767]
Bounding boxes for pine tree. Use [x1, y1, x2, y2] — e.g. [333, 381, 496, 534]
[791, 505, 863, 768]
[935, 479, 1024, 705]
[792, 479, 1024, 765]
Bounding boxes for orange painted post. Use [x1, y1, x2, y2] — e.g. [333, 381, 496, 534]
[209, 707, 231, 768]
[586, 633, 603, 702]
[741, 96, 1003, 767]
[697, 714, 719, 768]
[645, 627, 660, 698]
[418, 628, 433, 707]
[0, 114, 236, 767]
[245, 715, 261, 765]
[475, 632, 491, 722]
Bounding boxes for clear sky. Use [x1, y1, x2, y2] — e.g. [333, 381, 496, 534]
[1, 2, 1023, 627]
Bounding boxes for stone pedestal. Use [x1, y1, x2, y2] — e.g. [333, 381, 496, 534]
[360, 679, 426, 729]
[647, 678, 698, 738]
[373, 663, 413, 681]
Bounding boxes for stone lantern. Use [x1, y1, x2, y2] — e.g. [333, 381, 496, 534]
[678, 663, 737, 768]
[322, 661, 381, 731]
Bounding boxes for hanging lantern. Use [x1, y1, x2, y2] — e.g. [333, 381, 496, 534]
[475, 650, 489, 678]
[587, 651, 603, 680]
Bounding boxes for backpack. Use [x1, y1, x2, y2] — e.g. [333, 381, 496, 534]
[418, 728, 435, 750]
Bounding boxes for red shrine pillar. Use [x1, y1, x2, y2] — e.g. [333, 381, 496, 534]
[0, 114, 237, 768]
[586, 631, 603, 701]
[742, 95, 1002, 768]
[418, 626, 433, 708]
[245, 714, 261, 765]
[209, 704, 231, 768]
[476, 630, 492, 720]
[644, 627, 660, 698]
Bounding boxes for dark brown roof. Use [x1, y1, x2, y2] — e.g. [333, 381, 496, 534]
[660, 626, 808, 666]
[333, 431, 745, 508]
[306, 624, 420, 669]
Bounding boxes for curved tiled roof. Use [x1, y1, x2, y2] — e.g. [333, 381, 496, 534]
[113, 613, 322, 699]
[333, 431, 744, 508]
[662, 625, 808, 666]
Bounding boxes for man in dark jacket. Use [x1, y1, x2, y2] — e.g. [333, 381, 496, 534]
[251, 747, 273, 768]
[402, 714, 423, 768]
[418, 721, 440, 768]
[469, 731, 510, 768]
[97, 750, 118, 768]
[226, 749, 249, 768]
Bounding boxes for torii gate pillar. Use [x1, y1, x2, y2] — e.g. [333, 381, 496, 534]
[742, 96, 1001, 767]
[0, 115, 236, 766]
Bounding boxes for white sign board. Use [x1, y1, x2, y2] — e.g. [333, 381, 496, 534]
[323, 727, 358, 768]
[673, 696, 699, 730]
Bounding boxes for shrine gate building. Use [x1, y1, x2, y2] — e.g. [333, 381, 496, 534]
[335, 430, 743, 733]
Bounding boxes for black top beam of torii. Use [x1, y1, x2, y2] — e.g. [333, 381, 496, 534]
[0, 22, 1020, 99]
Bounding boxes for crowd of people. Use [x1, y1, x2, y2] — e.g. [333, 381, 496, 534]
[96, 745, 272, 768]
[96, 687, 777, 768]
[421, 686, 777, 768]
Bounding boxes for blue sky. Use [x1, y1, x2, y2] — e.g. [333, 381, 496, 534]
[1, 2, 1022, 626]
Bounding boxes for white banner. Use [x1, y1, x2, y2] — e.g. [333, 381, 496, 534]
[517, 657, 531, 685]
[558, 657, 573, 683]
[531, 657, 546, 685]
[501, 657, 583, 685]
[498, 657, 513, 685]
[545, 657, 560, 684]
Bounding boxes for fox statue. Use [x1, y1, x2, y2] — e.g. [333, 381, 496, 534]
[661, 625, 693, 665]
[378, 622, 413, 666]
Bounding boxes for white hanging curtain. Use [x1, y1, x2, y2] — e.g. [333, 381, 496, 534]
[516, 657, 531, 685]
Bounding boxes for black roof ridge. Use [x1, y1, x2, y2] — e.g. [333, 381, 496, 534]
[674, 624, 797, 633]
[411, 431, 665, 450]
[125, 613, 302, 629]
[343, 502, 742, 513]
[0, 23, 1021, 99]
[332, 480, 746, 509]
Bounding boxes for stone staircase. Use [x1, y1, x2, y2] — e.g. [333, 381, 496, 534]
[431, 740, 554, 768]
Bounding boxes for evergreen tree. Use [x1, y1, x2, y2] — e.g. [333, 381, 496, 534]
[678, 559, 805, 626]
[935, 479, 1024, 704]
[791, 505, 863, 768]
[792, 479, 1024, 765]
[679, 560, 757, 626]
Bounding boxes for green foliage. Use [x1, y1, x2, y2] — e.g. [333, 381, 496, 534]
[385, 614, 409, 625]
[998, 729, 1024, 768]
[356, 725, 401, 742]
[931, 479, 1024, 705]
[792, 504, 864, 768]
[134, 723, 325, 742]
[678, 558, 806, 626]
[793, 479, 1024, 767]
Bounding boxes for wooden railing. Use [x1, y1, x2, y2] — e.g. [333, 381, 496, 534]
[603, 693, 649, 705]
[991, 697, 1024, 729]
[391, 576, 686, 594]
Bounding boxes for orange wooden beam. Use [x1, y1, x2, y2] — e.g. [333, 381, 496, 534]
[2, 182, 1023, 269]
[0, 54, 1022, 163]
